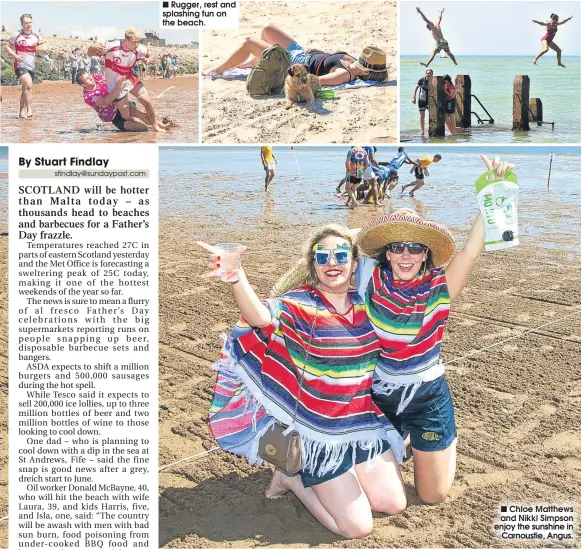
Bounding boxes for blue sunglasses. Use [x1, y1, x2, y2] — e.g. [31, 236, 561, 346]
[313, 248, 351, 266]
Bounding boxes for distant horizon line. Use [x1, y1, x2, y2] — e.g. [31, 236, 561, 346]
[402, 54, 581, 57]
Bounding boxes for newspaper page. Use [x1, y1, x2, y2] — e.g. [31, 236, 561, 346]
[1, 0, 582, 549]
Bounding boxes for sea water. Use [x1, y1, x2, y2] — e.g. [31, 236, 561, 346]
[160, 146, 580, 250]
[400, 56, 581, 143]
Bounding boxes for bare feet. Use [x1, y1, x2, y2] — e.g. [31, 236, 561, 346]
[558, 62, 566, 68]
[419, 62, 428, 67]
[265, 469, 290, 500]
[204, 68, 223, 76]
[533, 59, 538, 65]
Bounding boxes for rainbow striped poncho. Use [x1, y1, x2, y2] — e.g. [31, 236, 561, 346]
[209, 286, 406, 476]
[357, 258, 451, 414]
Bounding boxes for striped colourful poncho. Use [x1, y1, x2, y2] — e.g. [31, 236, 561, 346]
[209, 286, 405, 476]
[356, 258, 451, 413]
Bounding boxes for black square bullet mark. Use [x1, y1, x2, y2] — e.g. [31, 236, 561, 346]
[501, 506, 507, 513]
[163, 2, 169, 7]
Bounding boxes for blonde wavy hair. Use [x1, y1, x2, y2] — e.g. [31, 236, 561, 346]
[269, 224, 358, 297]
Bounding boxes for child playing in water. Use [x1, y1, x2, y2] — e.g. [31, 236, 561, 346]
[532, 13, 573, 67]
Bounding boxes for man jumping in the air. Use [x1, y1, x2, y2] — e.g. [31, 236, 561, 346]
[416, 7, 458, 67]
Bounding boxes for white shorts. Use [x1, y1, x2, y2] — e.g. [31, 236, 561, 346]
[363, 166, 375, 180]
[265, 163, 275, 171]
[115, 80, 135, 101]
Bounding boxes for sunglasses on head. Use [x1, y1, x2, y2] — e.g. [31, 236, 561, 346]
[386, 242, 427, 255]
[313, 243, 351, 266]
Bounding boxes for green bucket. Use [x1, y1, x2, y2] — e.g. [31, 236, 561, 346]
[318, 89, 336, 100]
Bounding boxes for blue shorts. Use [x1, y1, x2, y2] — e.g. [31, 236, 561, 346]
[373, 376, 457, 452]
[298, 440, 390, 488]
[372, 165, 389, 181]
[287, 42, 310, 65]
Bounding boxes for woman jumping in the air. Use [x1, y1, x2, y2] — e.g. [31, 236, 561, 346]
[532, 13, 573, 67]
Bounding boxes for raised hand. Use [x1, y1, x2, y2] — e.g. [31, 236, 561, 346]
[196, 241, 246, 281]
[480, 155, 515, 179]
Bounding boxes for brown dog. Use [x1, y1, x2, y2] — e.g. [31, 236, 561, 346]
[284, 64, 320, 109]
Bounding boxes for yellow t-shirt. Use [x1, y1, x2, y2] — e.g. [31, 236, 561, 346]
[261, 146, 273, 163]
[418, 155, 434, 169]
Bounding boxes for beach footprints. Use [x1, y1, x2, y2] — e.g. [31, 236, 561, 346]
[506, 403, 558, 447]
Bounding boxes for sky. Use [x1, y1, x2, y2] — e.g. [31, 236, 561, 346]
[1, 1, 198, 45]
[401, 1, 581, 56]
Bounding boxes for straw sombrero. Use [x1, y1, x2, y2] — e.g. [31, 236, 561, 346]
[354, 46, 388, 73]
[357, 210, 456, 267]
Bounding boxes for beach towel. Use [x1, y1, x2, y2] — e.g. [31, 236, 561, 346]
[205, 68, 250, 81]
[207, 69, 379, 90]
[322, 80, 378, 90]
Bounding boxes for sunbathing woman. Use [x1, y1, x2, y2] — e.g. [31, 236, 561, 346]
[197, 224, 406, 538]
[207, 24, 388, 85]
[532, 13, 573, 67]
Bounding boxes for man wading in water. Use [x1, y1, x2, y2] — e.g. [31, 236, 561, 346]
[5, 14, 46, 119]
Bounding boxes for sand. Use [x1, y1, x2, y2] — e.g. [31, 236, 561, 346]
[158, 203, 580, 548]
[0, 76, 198, 143]
[202, 1, 397, 144]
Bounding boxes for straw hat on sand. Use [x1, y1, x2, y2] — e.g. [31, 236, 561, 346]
[357, 210, 456, 268]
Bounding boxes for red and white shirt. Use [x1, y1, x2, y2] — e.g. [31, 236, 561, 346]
[9, 31, 44, 71]
[82, 73, 117, 122]
[103, 40, 147, 92]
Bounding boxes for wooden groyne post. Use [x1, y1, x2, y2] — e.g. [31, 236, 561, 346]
[513, 75, 530, 131]
[428, 75, 445, 137]
[455, 74, 471, 128]
[529, 98, 543, 125]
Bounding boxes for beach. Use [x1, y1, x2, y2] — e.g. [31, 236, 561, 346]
[400, 56, 581, 143]
[158, 146, 580, 547]
[1, 76, 198, 143]
[202, 1, 397, 144]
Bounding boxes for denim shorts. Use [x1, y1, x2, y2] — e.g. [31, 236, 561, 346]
[287, 42, 310, 65]
[373, 375, 456, 452]
[298, 440, 390, 488]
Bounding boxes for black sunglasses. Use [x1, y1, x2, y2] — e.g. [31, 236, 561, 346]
[386, 242, 427, 255]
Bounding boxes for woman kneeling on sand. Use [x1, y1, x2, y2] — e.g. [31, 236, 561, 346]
[206, 24, 388, 85]
[197, 224, 406, 539]
[352, 155, 515, 504]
